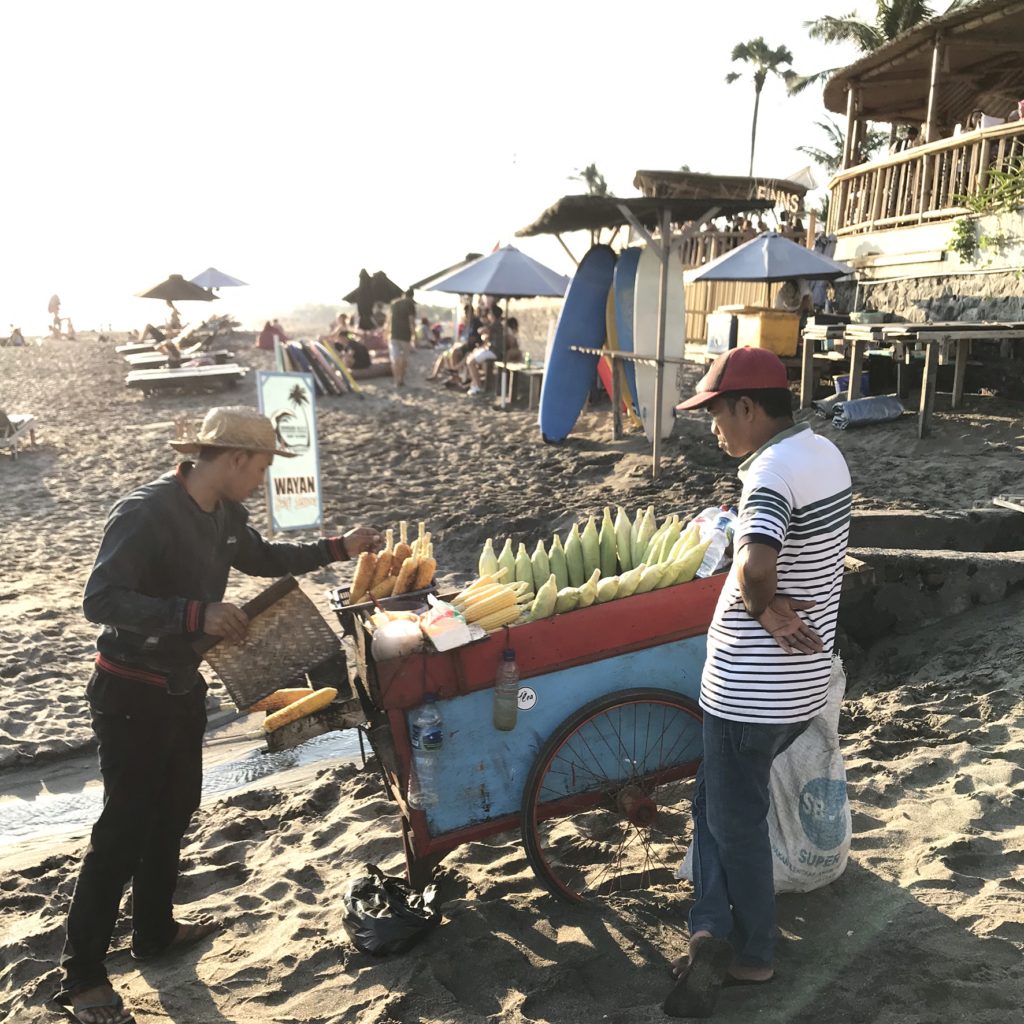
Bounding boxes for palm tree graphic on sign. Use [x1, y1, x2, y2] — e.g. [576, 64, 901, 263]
[275, 384, 311, 451]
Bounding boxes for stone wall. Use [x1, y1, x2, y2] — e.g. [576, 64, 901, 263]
[858, 271, 1024, 323]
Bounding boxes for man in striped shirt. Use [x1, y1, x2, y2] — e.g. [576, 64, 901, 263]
[666, 348, 851, 1017]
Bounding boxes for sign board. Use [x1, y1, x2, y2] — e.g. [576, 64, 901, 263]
[256, 370, 323, 533]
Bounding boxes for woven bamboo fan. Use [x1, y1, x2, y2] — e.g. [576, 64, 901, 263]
[199, 577, 343, 710]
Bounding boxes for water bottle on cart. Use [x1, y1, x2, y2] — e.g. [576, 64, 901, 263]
[408, 694, 444, 810]
[696, 506, 738, 578]
[492, 648, 519, 731]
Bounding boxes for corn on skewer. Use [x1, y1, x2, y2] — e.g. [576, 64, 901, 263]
[393, 556, 420, 595]
[263, 687, 337, 733]
[370, 577, 397, 599]
[371, 530, 395, 586]
[393, 521, 412, 573]
[249, 687, 313, 713]
[350, 552, 377, 603]
[414, 556, 436, 590]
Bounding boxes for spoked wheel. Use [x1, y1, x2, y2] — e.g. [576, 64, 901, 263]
[521, 688, 703, 903]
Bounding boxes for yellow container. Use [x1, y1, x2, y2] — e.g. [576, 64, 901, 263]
[735, 310, 799, 357]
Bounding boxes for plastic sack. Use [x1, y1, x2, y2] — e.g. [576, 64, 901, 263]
[832, 395, 904, 430]
[342, 863, 441, 955]
[677, 657, 852, 894]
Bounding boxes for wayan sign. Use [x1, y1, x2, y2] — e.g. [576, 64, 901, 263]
[256, 370, 323, 532]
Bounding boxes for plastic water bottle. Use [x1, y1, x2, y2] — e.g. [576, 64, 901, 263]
[492, 649, 519, 731]
[408, 694, 444, 810]
[696, 507, 738, 578]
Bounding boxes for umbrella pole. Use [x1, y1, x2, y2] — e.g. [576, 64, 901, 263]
[652, 208, 671, 479]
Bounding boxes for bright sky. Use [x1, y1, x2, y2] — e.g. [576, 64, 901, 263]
[0, 1, 942, 335]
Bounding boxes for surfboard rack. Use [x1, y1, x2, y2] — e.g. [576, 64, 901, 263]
[569, 345, 690, 441]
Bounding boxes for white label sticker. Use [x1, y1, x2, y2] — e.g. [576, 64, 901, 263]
[517, 686, 537, 711]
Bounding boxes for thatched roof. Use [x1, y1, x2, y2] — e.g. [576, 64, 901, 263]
[516, 193, 772, 237]
[632, 170, 809, 201]
[823, 0, 1024, 128]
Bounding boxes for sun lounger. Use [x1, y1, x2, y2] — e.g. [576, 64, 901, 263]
[124, 348, 236, 369]
[126, 364, 248, 397]
[116, 315, 236, 356]
[0, 412, 37, 458]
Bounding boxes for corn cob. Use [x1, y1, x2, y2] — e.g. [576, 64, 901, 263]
[668, 538, 711, 585]
[598, 508, 617, 580]
[634, 562, 666, 594]
[595, 576, 620, 603]
[668, 523, 699, 562]
[565, 524, 585, 587]
[510, 579, 532, 596]
[642, 517, 672, 564]
[393, 521, 412, 572]
[479, 539, 499, 577]
[414, 557, 436, 590]
[463, 587, 518, 624]
[249, 687, 313, 713]
[529, 573, 558, 620]
[497, 538, 516, 581]
[371, 530, 395, 586]
[581, 515, 600, 579]
[350, 552, 377, 603]
[615, 506, 633, 572]
[263, 686, 338, 733]
[548, 534, 569, 591]
[453, 583, 502, 610]
[616, 562, 646, 598]
[370, 576, 397, 599]
[630, 508, 643, 565]
[475, 604, 524, 632]
[530, 540, 550, 593]
[577, 568, 601, 608]
[634, 507, 656, 566]
[514, 543, 533, 585]
[454, 570, 512, 607]
[555, 586, 580, 613]
[653, 518, 682, 564]
[393, 556, 420, 595]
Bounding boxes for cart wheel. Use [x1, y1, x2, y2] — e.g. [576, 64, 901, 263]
[521, 687, 702, 903]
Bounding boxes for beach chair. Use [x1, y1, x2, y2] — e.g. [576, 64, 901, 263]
[0, 412, 37, 458]
[126, 363, 248, 397]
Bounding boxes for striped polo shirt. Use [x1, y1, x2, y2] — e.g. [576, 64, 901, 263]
[701, 423, 851, 724]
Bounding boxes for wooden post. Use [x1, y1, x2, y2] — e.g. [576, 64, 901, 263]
[951, 337, 969, 409]
[848, 339, 865, 401]
[651, 208, 672, 479]
[805, 210, 816, 249]
[924, 34, 944, 144]
[919, 340, 939, 438]
[611, 356, 623, 440]
[843, 84, 859, 169]
[800, 328, 815, 409]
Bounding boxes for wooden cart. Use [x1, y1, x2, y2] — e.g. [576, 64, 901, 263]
[344, 575, 725, 903]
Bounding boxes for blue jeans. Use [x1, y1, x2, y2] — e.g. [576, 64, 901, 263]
[689, 711, 809, 968]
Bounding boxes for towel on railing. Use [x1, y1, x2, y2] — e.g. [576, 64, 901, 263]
[832, 395, 905, 430]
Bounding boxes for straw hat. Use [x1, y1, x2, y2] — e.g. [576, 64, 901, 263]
[169, 406, 297, 457]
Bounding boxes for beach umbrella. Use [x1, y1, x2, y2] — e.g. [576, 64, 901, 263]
[686, 232, 852, 283]
[411, 252, 484, 291]
[423, 245, 569, 299]
[190, 267, 247, 289]
[136, 274, 217, 302]
[343, 270, 404, 305]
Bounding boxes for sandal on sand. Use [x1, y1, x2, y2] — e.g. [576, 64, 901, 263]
[663, 937, 733, 1018]
[723, 972, 775, 988]
[131, 917, 221, 961]
[50, 990, 135, 1024]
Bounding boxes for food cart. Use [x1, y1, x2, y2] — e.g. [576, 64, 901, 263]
[337, 575, 725, 904]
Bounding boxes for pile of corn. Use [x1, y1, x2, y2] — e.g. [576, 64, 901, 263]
[350, 520, 435, 604]
[477, 505, 713, 623]
[451, 570, 531, 632]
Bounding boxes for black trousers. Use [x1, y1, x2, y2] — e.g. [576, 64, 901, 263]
[59, 670, 206, 997]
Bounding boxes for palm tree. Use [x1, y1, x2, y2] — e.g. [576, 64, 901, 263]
[286, 384, 311, 450]
[788, 0, 975, 96]
[569, 163, 611, 196]
[798, 118, 889, 218]
[725, 38, 795, 177]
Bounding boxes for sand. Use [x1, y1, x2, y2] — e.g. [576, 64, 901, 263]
[1, 335, 1024, 1022]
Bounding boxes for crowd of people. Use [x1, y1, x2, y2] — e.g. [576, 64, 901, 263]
[427, 300, 522, 396]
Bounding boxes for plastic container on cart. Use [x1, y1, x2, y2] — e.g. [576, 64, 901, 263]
[492, 649, 519, 731]
[408, 695, 444, 810]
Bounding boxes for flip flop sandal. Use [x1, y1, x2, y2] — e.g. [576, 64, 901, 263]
[663, 937, 734, 1019]
[723, 973, 776, 988]
[49, 991, 135, 1024]
[130, 917, 221, 961]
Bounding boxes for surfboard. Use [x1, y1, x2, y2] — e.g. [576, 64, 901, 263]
[613, 247, 642, 413]
[312, 340, 362, 395]
[538, 244, 617, 443]
[304, 340, 345, 395]
[632, 244, 685, 442]
[597, 284, 639, 421]
[287, 342, 326, 396]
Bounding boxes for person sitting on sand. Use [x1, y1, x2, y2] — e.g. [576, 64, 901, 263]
[54, 406, 382, 1024]
[665, 348, 851, 1018]
[340, 336, 371, 371]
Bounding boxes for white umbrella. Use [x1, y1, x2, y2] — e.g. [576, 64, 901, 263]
[190, 267, 248, 289]
[687, 232, 851, 283]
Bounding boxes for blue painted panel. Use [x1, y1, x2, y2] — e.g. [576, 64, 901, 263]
[409, 634, 708, 836]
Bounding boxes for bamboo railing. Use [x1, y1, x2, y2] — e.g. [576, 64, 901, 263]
[827, 120, 1024, 236]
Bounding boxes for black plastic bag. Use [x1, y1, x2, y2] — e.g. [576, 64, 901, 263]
[342, 864, 441, 956]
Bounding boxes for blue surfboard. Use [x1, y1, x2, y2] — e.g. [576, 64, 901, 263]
[538, 244, 617, 442]
[613, 246, 642, 412]
[287, 342, 325, 396]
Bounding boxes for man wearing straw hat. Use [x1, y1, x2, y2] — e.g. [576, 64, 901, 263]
[665, 348, 851, 1018]
[54, 406, 381, 1024]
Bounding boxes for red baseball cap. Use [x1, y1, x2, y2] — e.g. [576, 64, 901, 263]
[676, 346, 788, 410]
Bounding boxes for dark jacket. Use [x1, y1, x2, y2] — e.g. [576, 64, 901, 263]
[84, 463, 345, 694]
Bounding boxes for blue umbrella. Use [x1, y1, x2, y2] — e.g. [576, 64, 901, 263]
[423, 245, 569, 298]
[191, 267, 248, 289]
[687, 232, 851, 283]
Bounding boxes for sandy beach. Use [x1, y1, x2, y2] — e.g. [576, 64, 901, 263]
[2, 336, 1024, 1023]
